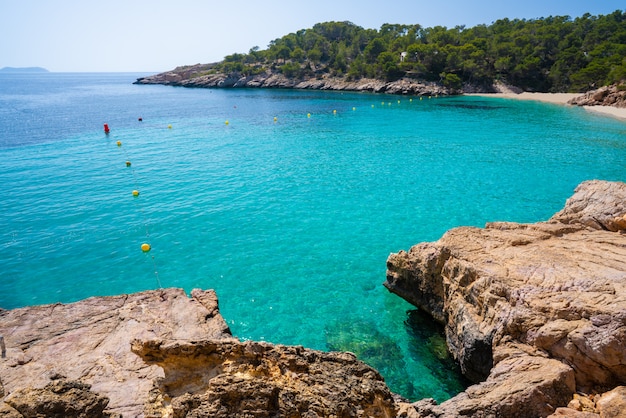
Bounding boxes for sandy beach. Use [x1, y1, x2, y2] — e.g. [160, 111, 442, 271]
[466, 92, 626, 120]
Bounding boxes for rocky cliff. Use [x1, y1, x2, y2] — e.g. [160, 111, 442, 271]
[134, 65, 453, 96]
[386, 180, 626, 417]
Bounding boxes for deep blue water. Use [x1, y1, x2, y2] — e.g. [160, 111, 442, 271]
[1, 72, 625, 401]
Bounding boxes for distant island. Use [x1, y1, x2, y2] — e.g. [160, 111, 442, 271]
[136, 11, 626, 95]
[0, 67, 49, 73]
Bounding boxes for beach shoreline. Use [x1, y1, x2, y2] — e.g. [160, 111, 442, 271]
[465, 92, 626, 120]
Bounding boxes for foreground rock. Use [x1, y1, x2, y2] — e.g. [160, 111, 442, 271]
[386, 180, 626, 417]
[0, 289, 399, 417]
[132, 339, 397, 417]
[0, 289, 234, 417]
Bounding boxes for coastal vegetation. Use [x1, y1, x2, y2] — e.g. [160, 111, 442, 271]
[208, 10, 626, 92]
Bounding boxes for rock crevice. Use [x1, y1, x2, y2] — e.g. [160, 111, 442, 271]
[385, 180, 626, 417]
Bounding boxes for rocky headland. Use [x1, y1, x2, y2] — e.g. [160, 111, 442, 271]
[133, 64, 454, 96]
[1, 180, 625, 417]
[134, 66, 626, 118]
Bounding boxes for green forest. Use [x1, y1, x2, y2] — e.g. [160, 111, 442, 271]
[211, 10, 626, 92]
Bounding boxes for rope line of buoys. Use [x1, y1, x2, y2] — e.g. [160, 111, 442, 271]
[106, 122, 162, 289]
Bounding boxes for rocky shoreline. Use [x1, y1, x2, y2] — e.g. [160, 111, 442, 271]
[134, 64, 459, 96]
[1, 180, 625, 417]
[134, 65, 626, 110]
[386, 180, 626, 417]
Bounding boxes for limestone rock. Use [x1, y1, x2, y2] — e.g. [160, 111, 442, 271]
[132, 339, 398, 417]
[385, 180, 626, 417]
[550, 180, 626, 231]
[0, 288, 234, 417]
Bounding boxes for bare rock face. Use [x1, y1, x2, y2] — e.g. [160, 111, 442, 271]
[0, 288, 234, 417]
[3, 376, 113, 418]
[1, 288, 401, 417]
[385, 180, 626, 417]
[131, 339, 398, 418]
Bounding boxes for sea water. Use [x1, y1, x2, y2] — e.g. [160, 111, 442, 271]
[1, 73, 625, 402]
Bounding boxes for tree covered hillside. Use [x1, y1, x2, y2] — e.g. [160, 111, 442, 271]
[212, 10, 626, 92]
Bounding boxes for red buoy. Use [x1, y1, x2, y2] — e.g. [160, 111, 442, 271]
[104, 123, 110, 134]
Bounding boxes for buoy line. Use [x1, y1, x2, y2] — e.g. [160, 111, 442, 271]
[107, 124, 162, 289]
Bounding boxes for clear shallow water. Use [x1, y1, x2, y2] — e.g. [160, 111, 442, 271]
[1, 73, 625, 401]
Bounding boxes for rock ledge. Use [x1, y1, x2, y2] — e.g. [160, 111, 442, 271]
[385, 180, 626, 417]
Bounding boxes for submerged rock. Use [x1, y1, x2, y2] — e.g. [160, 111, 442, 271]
[385, 180, 626, 417]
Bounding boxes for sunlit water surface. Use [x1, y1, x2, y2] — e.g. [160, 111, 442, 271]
[1, 73, 625, 401]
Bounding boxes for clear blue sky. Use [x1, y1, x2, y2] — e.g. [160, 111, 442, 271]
[1, 0, 624, 72]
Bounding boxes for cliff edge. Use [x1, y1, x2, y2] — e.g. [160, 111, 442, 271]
[386, 180, 626, 417]
[0, 289, 399, 417]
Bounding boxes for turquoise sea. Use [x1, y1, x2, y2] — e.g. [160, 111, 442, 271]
[1, 73, 625, 402]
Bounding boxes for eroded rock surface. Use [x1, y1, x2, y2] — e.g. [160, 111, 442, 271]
[132, 339, 398, 418]
[0, 288, 234, 417]
[386, 180, 626, 417]
[1, 288, 402, 417]
[2, 376, 114, 418]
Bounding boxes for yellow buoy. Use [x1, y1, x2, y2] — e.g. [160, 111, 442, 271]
[420, 97, 423, 101]
[397, 100, 401, 104]
[132, 190, 139, 197]
[225, 120, 229, 125]
[410, 98, 413, 102]
[141, 243, 151, 252]
[371, 104, 375, 108]
[307, 113, 311, 118]
[273, 117, 278, 122]
[125, 161, 131, 167]
[116, 141, 122, 147]
[333, 109, 337, 114]
[352, 107, 356, 111]
[168, 124, 172, 129]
